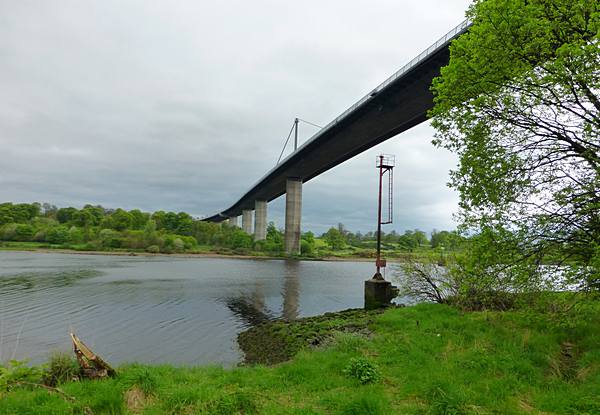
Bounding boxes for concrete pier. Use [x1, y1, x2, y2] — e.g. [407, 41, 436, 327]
[254, 200, 267, 241]
[364, 274, 399, 310]
[284, 178, 302, 255]
[242, 209, 253, 234]
[229, 216, 238, 227]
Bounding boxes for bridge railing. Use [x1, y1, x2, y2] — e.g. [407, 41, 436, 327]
[288, 18, 471, 158]
[207, 19, 472, 220]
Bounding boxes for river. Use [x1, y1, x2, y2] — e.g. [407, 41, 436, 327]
[0, 251, 399, 366]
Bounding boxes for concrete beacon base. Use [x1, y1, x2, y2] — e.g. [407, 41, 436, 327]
[364, 276, 398, 310]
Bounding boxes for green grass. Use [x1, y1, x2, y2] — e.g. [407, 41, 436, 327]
[1, 302, 599, 414]
[0, 239, 452, 262]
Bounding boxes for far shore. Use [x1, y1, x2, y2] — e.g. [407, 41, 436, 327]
[0, 246, 389, 263]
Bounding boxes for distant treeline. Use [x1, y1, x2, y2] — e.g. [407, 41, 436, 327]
[0, 202, 463, 257]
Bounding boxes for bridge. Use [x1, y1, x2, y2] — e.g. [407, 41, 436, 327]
[204, 19, 470, 254]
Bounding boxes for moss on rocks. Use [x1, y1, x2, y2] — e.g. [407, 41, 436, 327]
[237, 307, 389, 365]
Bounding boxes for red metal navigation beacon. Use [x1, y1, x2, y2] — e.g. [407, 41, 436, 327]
[374, 154, 394, 278]
[365, 154, 399, 309]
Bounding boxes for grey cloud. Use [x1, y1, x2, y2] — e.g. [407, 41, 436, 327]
[0, 0, 469, 234]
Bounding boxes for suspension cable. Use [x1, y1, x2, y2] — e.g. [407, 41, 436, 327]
[297, 118, 323, 129]
[275, 117, 323, 166]
[276, 121, 297, 165]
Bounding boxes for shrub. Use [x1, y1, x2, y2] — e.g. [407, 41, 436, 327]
[0, 360, 44, 391]
[343, 357, 381, 384]
[42, 352, 79, 386]
[0, 223, 17, 241]
[14, 224, 34, 241]
[46, 226, 69, 244]
[173, 238, 184, 252]
[67, 226, 84, 244]
[146, 245, 160, 254]
[301, 239, 314, 256]
[397, 259, 458, 304]
[99, 229, 122, 248]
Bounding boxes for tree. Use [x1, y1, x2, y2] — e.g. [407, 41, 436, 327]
[56, 207, 77, 224]
[323, 227, 346, 250]
[109, 209, 132, 231]
[72, 209, 97, 227]
[431, 230, 464, 250]
[129, 209, 149, 230]
[431, 0, 600, 290]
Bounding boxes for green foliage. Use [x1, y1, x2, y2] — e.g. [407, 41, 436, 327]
[108, 208, 133, 231]
[431, 0, 600, 292]
[1, 302, 600, 413]
[343, 357, 381, 384]
[0, 202, 465, 261]
[120, 365, 159, 395]
[14, 224, 34, 242]
[0, 203, 40, 225]
[99, 229, 122, 248]
[145, 244, 160, 253]
[42, 352, 79, 387]
[45, 226, 69, 245]
[323, 227, 346, 250]
[56, 207, 77, 224]
[0, 360, 44, 392]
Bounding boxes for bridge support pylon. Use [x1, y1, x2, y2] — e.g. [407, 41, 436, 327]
[254, 200, 267, 241]
[242, 209, 253, 234]
[284, 178, 302, 255]
[228, 216, 238, 227]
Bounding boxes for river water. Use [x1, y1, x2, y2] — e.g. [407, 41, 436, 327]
[0, 251, 394, 366]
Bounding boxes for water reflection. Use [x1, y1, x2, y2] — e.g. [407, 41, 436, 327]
[224, 260, 302, 325]
[282, 261, 300, 320]
[0, 251, 375, 365]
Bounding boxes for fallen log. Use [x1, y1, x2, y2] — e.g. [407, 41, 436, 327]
[70, 332, 116, 379]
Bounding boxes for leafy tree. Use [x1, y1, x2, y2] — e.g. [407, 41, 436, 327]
[56, 207, 77, 224]
[323, 227, 346, 250]
[109, 209, 132, 231]
[431, 0, 600, 290]
[0, 203, 40, 225]
[82, 205, 105, 224]
[14, 224, 34, 241]
[98, 229, 122, 248]
[129, 209, 148, 230]
[46, 226, 69, 244]
[431, 230, 464, 250]
[176, 212, 193, 235]
[67, 226, 84, 244]
[72, 209, 97, 227]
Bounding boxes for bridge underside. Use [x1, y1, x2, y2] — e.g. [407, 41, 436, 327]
[204, 45, 451, 222]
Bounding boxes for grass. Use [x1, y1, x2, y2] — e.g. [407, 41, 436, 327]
[1, 301, 599, 414]
[0, 240, 450, 263]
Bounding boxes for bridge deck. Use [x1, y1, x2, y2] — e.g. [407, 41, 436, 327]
[204, 20, 470, 222]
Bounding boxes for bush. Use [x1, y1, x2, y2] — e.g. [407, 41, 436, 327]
[99, 229, 122, 249]
[14, 224, 34, 241]
[0, 360, 44, 391]
[146, 245, 160, 253]
[301, 239, 314, 256]
[46, 226, 69, 244]
[397, 259, 459, 304]
[343, 357, 381, 384]
[42, 352, 79, 386]
[0, 223, 17, 241]
[67, 226, 84, 244]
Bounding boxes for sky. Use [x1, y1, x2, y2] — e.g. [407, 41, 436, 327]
[0, 0, 471, 235]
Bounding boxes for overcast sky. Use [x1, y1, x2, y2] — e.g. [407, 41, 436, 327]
[0, 0, 471, 234]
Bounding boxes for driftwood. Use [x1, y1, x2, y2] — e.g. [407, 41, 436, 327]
[70, 333, 116, 379]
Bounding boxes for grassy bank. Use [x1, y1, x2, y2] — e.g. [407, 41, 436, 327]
[0, 241, 446, 263]
[2, 302, 599, 414]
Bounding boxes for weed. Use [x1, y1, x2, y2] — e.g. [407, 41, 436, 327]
[42, 352, 79, 386]
[343, 357, 381, 384]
